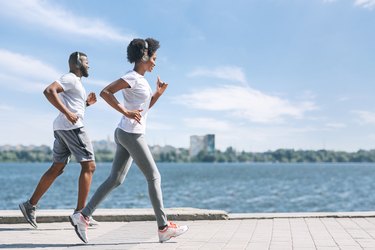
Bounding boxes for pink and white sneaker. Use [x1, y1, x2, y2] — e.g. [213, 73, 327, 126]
[69, 212, 89, 243]
[158, 221, 189, 242]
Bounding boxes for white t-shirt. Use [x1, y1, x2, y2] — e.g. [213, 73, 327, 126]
[53, 73, 87, 131]
[118, 70, 153, 134]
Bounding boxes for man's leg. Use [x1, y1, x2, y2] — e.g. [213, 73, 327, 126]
[19, 162, 66, 228]
[76, 160, 96, 211]
[29, 162, 66, 205]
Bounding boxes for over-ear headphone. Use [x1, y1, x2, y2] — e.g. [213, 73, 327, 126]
[76, 52, 82, 68]
[141, 40, 149, 62]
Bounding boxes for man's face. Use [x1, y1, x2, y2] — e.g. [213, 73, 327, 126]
[80, 56, 89, 77]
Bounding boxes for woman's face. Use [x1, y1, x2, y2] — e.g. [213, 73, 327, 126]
[146, 52, 157, 72]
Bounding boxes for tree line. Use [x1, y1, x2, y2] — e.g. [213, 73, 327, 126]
[1, 147, 375, 163]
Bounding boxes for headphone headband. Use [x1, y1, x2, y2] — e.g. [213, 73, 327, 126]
[76, 52, 82, 68]
[141, 40, 149, 62]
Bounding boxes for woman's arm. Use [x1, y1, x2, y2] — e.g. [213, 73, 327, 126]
[100, 78, 143, 124]
[149, 76, 168, 109]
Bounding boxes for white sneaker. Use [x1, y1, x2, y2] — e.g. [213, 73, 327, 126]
[88, 216, 99, 226]
[69, 212, 89, 243]
[158, 221, 189, 243]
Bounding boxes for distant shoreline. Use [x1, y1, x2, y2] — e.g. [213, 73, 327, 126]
[1, 147, 375, 163]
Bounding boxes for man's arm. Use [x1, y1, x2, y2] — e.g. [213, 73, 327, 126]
[43, 81, 79, 124]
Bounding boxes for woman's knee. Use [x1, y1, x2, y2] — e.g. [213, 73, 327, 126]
[109, 174, 125, 188]
[147, 171, 161, 183]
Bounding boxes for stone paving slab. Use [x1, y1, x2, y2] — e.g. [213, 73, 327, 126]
[2, 217, 375, 249]
[229, 211, 375, 220]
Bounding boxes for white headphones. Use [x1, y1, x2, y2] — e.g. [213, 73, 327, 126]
[76, 52, 82, 68]
[141, 40, 149, 62]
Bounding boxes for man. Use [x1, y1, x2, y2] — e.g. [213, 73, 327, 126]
[19, 52, 97, 231]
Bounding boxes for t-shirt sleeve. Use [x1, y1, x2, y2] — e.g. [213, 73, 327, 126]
[56, 74, 75, 91]
[121, 73, 137, 88]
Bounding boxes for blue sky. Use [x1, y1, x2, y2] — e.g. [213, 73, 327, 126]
[0, 0, 374, 152]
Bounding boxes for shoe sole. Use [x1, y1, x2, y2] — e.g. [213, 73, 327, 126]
[68, 216, 88, 244]
[19, 204, 37, 229]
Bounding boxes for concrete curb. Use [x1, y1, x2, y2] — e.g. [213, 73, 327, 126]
[0, 207, 228, 224]
[4, 208, 375, 224]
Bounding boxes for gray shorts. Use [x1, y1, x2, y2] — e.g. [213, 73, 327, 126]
[53, 127, 95, 163]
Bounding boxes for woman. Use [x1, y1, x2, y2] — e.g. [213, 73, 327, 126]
[70, 38, 188, 244]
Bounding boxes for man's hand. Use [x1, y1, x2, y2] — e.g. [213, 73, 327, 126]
[66, 111, 79, 124]
[86, 92, 97, 106]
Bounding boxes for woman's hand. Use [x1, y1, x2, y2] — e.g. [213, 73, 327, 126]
[125, 109, 143, 124]
[156, 76, 168, 96]
[149, 76, 168, 109]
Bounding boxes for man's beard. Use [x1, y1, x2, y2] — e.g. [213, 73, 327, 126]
[80, 66, 89, 77]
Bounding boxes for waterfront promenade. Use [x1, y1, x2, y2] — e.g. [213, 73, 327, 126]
[2, 208, 375, 249]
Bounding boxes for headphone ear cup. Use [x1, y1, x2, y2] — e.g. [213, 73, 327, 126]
[141, 54, 149, 62]
[141, 40, 149, 62]
[76, 52, 82, 68]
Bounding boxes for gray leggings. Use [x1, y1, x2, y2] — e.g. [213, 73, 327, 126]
[81, 128, 167, 227]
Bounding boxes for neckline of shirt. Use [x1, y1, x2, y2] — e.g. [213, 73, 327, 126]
[131, 70, 145, 78]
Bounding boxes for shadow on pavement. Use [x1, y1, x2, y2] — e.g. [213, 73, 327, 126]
[0, 241, 176, 249]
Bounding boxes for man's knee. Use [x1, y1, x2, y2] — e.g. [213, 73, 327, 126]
[47, 162, 66, 177]
[81, 161, 96, 173]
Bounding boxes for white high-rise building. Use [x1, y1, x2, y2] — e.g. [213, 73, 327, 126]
[189, 134, 215, 157]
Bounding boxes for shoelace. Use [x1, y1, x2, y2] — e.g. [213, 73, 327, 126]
[168, 221, 178, 228]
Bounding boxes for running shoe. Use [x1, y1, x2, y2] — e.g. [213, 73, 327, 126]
[19, 201, 37, 229]
[88, 216, 99, 226]
[158, 221, 189, 242]
[69, 212, 89, 243]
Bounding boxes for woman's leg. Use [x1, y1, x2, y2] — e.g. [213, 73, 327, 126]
[116, 129, 167, 227]
[81, 129, 133, 217]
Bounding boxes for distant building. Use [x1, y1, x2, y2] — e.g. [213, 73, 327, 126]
[189, 134, 215, 157]
[92, 136, 116, 152]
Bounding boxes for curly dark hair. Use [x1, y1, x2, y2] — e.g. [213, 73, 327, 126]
[127, 38, 160, 63]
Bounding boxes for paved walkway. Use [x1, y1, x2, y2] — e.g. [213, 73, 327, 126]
[3, 216, 375, 249]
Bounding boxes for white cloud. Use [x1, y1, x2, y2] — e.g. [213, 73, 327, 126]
[0, 49, 109, 93]
[323, 0, 375, 9]
[324, 0, 375, 9]
[354, 0, 375, 9]
[174, 84, 316, 123]
[88, 79, 110, 87]
[0, 49, 61, 79]
[325, 122, 347, 129]
[187, 66, 247, 84]
[147, 121, 174, 130]
[0, 107, 55, 145]
[0, 49, 62, 92]
[0, 0, 133, 42]
[353, 110, 375, 124]
[0, 104, 13, 111]
[182, 117, 232, 131]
